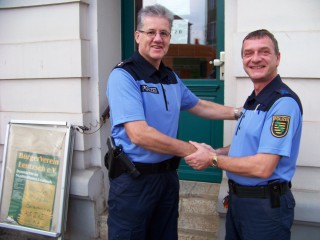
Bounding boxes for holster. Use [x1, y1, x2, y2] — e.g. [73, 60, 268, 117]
[104, 136, 140, 179]
[104, 150, 120, 179]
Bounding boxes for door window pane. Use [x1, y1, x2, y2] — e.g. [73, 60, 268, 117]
[139, 0, 217, 79]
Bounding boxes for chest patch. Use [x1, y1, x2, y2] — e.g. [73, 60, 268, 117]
[271, 115, 290, 138]
[140, 85, 159, 94]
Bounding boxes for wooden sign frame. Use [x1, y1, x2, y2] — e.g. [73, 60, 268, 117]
[0, 120, 75, 239]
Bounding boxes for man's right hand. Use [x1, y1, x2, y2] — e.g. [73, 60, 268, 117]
[184, 141, 216, 170]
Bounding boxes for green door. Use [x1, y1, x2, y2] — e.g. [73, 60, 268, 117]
[121, 0, 225, 183]
[177, 80, 224, 182]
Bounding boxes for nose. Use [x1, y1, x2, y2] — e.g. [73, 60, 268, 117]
[251, 52, 261, 62]
[153, 32, 163, 41]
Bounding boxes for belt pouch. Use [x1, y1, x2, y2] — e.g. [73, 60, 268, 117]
[269, 180, 281, 208]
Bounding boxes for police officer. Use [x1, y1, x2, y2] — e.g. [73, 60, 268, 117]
[106, 4, 238, 240]
[185, 29, 303, 240]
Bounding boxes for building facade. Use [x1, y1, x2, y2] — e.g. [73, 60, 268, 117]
[0, 0, 319, 239]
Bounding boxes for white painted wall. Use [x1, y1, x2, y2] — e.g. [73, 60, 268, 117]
[0, 0, 121, 238]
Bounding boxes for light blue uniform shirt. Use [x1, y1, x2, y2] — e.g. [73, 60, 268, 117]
[227, 75, 303, 186]
[106, 52, 199, 163]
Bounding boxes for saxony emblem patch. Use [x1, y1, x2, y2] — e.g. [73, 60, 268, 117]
[271, 115, 290, 138]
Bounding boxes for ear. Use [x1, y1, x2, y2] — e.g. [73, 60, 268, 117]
[134, 31, 140, 44]
[276, 52, 281, 66]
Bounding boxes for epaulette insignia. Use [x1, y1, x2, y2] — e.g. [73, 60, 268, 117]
[114, 58, 133, 69]
[277, 89, 290, 95]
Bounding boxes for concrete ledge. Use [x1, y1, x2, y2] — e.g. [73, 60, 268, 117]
[66, 197, 99, 239]
[66, 167, 107, 239]
[0, 0, 89, 9]
[70, 167, 107, 216]
[70, 167, 104, 200]
[292, 188, 320, 224]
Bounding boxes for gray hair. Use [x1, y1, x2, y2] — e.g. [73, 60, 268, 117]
[136, 4, 174, 30]
[241, 29, 280, 57]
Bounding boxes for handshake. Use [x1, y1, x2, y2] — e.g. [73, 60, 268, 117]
[184, 141, 227, 170]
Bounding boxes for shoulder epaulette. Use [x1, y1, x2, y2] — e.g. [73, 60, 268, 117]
[112, 57, 140, 80]
[275, 88, 303, 114]
[113, 58, 133, 69]
[245, 87, 303, 114]
[276, 88, 291, 96]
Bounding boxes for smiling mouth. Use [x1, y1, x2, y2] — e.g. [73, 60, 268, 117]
[250, 66, 264, 69]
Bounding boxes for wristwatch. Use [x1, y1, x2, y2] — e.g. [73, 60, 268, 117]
[211, 155, 219, 168]
[234, 107, 240, 119]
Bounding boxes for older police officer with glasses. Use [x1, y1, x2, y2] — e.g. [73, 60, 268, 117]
[106, 3, 239, 240]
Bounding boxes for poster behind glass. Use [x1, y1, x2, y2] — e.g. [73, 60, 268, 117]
[0, 121, 74, 238]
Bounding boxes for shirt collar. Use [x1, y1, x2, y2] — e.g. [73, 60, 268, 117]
[132, 51, 169, 82]
[246, 75, 283, 109]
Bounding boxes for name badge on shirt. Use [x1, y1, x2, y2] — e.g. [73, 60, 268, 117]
[271, 115, 290, 138]
[140, 85, 159, 94]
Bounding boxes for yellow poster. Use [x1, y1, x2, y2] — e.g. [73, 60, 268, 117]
[7, 151, 60, 231]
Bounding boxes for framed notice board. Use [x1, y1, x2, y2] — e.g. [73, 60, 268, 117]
[0, 120, 75, 239]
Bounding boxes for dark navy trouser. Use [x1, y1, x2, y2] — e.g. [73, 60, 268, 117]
[107, 170, 179, 240]
[225, 190, 295, 240]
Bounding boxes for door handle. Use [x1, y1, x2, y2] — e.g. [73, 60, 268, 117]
[212, 52, 225, 80]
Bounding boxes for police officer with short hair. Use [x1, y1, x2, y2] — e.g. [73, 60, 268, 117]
[106, 4, 237, 240]
[185, 29, 303, 240]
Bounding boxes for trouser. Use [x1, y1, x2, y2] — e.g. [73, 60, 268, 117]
[225, 190, 295, 240]
[107, 170, 179, 240]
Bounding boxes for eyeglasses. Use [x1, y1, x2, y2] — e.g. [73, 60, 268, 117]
[138, 30, 171, 39]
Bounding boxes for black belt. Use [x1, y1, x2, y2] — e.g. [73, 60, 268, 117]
[133, 156, 180, 174]
[228, 179, 291, 198]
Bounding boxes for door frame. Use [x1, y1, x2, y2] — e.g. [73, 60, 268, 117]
[120, 0, 225, 183]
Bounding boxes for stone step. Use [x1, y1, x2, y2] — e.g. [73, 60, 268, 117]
[178, 180, 220, 239]
[99, 180, 220, 240]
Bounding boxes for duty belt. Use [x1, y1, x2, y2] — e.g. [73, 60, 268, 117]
[133, 156, 180, 174]
[228, 179, 291, 198]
